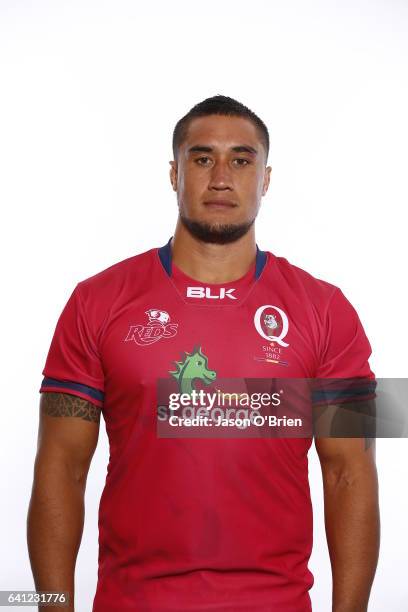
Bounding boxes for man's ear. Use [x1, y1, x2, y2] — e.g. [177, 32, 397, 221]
[169, 160, 178, 192]
[262, 166, 272, 196]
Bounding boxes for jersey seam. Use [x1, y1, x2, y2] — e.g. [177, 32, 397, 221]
[316, 285, 339, 371]
[74, 282, 107, 384]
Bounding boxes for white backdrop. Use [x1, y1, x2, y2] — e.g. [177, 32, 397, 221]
[1, 1, 407, 610]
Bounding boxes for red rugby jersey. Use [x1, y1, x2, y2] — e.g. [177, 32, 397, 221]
[39, 238, 375, 611]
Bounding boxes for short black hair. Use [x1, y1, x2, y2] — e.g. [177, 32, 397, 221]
[172, 95, 269, 162]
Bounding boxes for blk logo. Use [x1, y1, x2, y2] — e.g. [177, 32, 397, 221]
[186, 287, 237, 300]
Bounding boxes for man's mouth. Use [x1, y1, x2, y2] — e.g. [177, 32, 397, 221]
[203, 200, 237, 208]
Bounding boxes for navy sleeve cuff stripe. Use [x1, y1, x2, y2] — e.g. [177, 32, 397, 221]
[41, 377, 105, 402]
[312, 385, 376, 403]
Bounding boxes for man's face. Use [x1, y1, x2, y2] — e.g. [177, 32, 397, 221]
[170, 115, 271, 244]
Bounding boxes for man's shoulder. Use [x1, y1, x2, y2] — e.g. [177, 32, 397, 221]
[266, 249, 339, 301]
[75, 245, 158, 300]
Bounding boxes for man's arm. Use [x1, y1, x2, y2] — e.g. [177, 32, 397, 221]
[314, 433, 380, 612]
[27, 392, 101, 612]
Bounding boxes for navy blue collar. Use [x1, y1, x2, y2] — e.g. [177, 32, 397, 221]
[158, 237, 267, 279]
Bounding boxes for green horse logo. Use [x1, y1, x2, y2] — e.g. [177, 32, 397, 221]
[169, 345, 217, 395]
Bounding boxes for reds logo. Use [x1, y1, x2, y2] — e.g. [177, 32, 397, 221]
[125, 309, 178, 346]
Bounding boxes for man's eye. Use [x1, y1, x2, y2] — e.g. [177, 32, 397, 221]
[233, 158, 250, 166]
[196, 157, 212, 165]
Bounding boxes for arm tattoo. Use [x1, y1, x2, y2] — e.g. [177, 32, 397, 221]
[41, 392, 101, 423]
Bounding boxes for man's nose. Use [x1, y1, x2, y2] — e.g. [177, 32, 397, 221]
[208, 162, 233, 190]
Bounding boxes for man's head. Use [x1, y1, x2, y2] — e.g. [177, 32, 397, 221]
[170, 95, 272, 245]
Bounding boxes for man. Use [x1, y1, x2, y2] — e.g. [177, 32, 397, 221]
[27, 95, 380, 611]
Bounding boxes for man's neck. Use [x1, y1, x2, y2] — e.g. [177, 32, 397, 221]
[170, 222, 257, 284]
